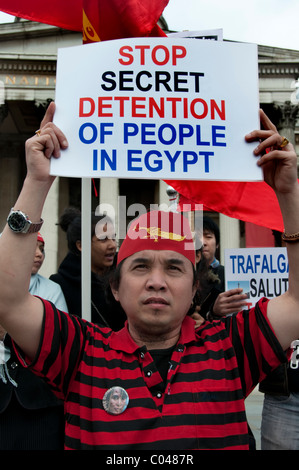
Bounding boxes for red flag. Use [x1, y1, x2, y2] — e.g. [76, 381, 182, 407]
[0, 0, 168, 37]
[167, 180, 286, 232]
[82, 0, 168, 42]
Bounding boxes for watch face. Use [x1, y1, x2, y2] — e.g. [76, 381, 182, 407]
[8, 212, 28, 232]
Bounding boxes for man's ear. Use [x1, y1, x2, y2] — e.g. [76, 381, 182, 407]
[110, 283, 119, 302]
[76, 240, 82, 252]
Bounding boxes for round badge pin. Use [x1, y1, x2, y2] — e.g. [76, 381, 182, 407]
[103, 386, 129, 415]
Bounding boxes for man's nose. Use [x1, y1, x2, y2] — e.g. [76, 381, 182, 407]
[145, 268, 167, 290]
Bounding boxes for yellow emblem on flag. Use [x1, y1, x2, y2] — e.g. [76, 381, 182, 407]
[82, 9, 101, 43]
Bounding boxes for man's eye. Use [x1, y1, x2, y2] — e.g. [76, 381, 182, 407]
[168, 265, 181, 272]
[134, 264, 148, 270]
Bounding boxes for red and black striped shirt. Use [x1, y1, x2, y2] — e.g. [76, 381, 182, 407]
[17, 297, 287, 450]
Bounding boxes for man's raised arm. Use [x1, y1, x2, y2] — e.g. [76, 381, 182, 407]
[0, 103, 68, 359]
[246, 110, 299, 350]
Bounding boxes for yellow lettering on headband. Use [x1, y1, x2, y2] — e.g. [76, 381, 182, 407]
[135, 226, 186, 242]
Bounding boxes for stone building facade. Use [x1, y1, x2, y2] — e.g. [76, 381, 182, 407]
[0, 19, 298, 276]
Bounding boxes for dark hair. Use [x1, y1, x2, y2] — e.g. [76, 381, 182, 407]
[57, 207, 113, 256]
[203, 216, 220, 245]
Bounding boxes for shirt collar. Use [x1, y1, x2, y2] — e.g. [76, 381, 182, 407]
[109, 316, 197, 353]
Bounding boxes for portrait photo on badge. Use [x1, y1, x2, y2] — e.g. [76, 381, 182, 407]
[102, 386, 129, 415]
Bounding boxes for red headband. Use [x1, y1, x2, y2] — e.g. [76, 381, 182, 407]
[117, 210, 195, 266]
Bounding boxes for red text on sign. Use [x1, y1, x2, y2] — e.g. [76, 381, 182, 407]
[119, 45, 187, 66]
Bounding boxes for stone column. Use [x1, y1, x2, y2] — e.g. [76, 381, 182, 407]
[39, 177, 60, 277]
[274, 101, 299, 178]
[274, 100, 299, 145]
[159, 180, 170, 209]
[99, 177, 119, 242]
[219, 214, 240, 265]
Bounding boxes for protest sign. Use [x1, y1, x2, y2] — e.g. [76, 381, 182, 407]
[51, 37, 260, 180]
[225, 247, 289, 310]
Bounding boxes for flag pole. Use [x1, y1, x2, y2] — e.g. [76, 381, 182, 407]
[80, 4, 92, 322]
[81, 178, 91, 321]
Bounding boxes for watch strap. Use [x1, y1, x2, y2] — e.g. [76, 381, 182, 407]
[27, 219, 44, 233]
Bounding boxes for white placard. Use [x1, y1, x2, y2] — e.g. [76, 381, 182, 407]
[225, 248, 289, 310]
[52, 37, 261, 181]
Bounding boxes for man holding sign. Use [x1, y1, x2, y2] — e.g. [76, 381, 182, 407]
[0, 103, 298, 450]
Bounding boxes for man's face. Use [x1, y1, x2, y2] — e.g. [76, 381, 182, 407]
[202, 229, 218, 265]
[111, 250, 197, 344]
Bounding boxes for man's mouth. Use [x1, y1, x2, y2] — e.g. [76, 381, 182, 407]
[143, 297, 169, 306]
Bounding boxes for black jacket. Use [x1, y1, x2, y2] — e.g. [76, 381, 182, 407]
[0, 336, 64, 450]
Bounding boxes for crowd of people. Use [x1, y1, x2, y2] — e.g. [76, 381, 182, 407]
[0, 102, 299, 450]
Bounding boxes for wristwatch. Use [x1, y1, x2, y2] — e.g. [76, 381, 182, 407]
[7, 208, 44, 234]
